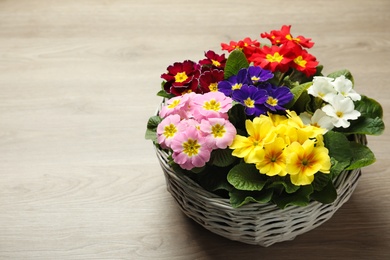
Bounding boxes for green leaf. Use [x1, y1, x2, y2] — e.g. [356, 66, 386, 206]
[346, 142, 376, 170]
[286, 82, 312, 113]
[266, 176, 300, 194]
[324, 131, 353, 163]
[312, 172, 331, 191]
[227, 163, 267, 191]
[210, 149, 237, 167]
[229, 189, 273, 208]
[327, 69, 354, 84]
[197, 168, 233, 192]
[310, 180, 337, 204]
[157, 89, 174, 99]
[338, 95, 385, 136]
[145, 116, 162, 141]
[228, 103, 247, 131]
[273, 185, 314, 209]
[224, 49, 249, 79]
[355, 95, 383, 118]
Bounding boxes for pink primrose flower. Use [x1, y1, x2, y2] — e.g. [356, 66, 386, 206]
[192, 91, 233, 120]
[200, 118, 237, 149]
[157, 114, 181, 149]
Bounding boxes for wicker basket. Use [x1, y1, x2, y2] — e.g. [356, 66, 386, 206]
[155, 135, 366, 247]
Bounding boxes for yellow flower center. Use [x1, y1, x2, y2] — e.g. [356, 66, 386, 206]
[336, 111, 344, 118]
[232, 83, 242, 90]
[266, 52, 283, 63]
[266, 97, 278, 107]
[182, 139, 200, 157]
[211, 124, 226, 138]
[251, 76, 260, 82]
[211, 59, 221, 67]
[203, 99, 220, 111]
[244, 97, 255, 108]
[208, 83, 218, 92]
[174, 72, 188, 83]
[167, 99, 181, 109]
[163, 124, 177, 138]
[294, 56, 307, 68]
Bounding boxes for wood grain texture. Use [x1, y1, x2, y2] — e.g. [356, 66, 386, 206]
[0, 0, 389, 259]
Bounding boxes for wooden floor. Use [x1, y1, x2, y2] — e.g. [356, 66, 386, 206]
[0, 0, 389, 259]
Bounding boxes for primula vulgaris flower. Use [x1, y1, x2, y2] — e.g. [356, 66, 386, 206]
[251, 45, 293, 73]
[232, 85, 268, 116]
[230, 116, 277, 164]
[161, 60, 200, 96]
[199, 69, 224, 93]
[192, 91, 233, 120]
[307, 76, 337, 102]
[260, 25, 314, 49]
[285, 139, 331, 186]
[200, 118, 236, 149]
[332, 75, 361, 101]
[321, 94, 361, 128]
[157, 114, 181, 149]
[159, 93, 193, 119]
[254, 137, 287, 177]
[217, 68, 249, 96]
[299, 109, 334, 133]
[263, 85, 294, 112]
[170, 127, 212, 170]
[199, 50, 226, 70]
[221, 37, 260, 60]
[291, 48, 318, 77]
[246, 66, 274, 84]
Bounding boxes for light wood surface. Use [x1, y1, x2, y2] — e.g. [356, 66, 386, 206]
[0, 0, 389, 259]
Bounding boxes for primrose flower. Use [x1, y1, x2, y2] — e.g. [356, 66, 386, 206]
[199, 69, 224, 93]
[332, 75, 361, 101]
[221, 37, 260, 60]
[232, 85, 268, 116]
[199, 50, 226, 70]
[291, 48, 318, 77]
[300, 109, 334, 133]
[230, 116, 277, 164]
[285, 139, 331, 186]
[260, 25, 315, 49]
[255, 137, 287, 177]
[246, 66, 274, 84]
[170, 127, 212, 170]
[159, 94, 191, 119]
[157, 114, 181, 149]
[251, 45, 293, 73]
[263, 85, 294, 112]
[307, 76, 337, 102]
[200, 118, 237, 149]
[321, 94, 361, 128]
[193, 91, 233, 120]
[217, 68, 249, 96]
[161, 60, 201, 96]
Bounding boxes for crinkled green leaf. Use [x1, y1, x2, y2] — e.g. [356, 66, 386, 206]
[273, 185, 314, 209]
[229, 189, 273, 208]
[197, 168, 233, 192]
[286, 82, 312, 113]
[210, 149, 237, 167]
[310, 180, 337, 204]
[327, 69, 354, 84]
[346, 142, 376, 170]
[227, 163, 267, 191]
[145, 116, 162, 141]
[324, 131, 353, 165]
[266, 176, 300, 194]
[312, 172, 331, 191]
[224, 49, 249, 79]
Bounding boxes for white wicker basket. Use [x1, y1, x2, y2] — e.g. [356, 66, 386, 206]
[155, 134, 366, 247]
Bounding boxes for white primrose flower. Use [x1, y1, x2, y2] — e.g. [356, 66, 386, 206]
[307, 76, 337, 102]
[321, 94, 361, 128]
[300, 109, 334, 133]
[332, 75, 361, 101]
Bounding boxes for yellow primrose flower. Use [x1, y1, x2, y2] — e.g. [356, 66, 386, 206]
[230, 116, 276, 163]
[285, 139, 331, 186]
[255, 137, 287, 176]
